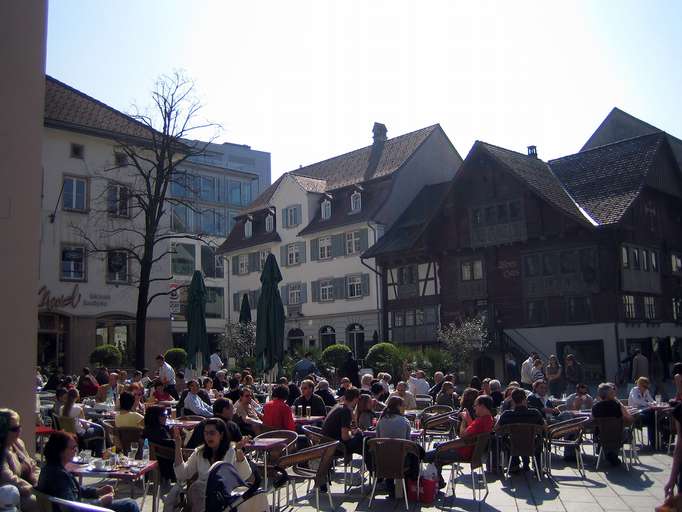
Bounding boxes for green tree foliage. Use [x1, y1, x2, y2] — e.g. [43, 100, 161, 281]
[90, 344, 122, 367]
[436, 317, 489, 375]
[365, 342, 403, 378]
[164, 348, 188, 370]
[321, 344, 351, 371]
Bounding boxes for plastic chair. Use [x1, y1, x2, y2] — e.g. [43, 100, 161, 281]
[592, 417, 633, 470]
[367, 438, 422, 510]
[496, 424, 545, 480]
[272, 440, 339, 512]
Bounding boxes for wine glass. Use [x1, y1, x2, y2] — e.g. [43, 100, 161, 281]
[129, 442, 139, 460]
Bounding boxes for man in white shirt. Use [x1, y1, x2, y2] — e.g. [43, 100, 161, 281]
[182, 379, 214, 417]
[209, 350, 224, 374]
[520, 352, 538, 390]
[408, 370, 430, 396]
[156, 354, 178, 399]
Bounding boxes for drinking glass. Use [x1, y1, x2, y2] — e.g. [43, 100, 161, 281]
[130, 442, 139, 459]
[655, 394, 662, 404]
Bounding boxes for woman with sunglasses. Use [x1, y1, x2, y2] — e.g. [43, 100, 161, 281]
[0, 409, 39, 512]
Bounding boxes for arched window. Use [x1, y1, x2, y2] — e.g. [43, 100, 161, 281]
[321, 199, 332, 220]
[244, 219, 252, 238]
[287, 328, 304, 355]
[265, 214, 274, 233]
[319, 325, 336, 349]
[350, 191, 362, 213]
[346, 323, 365, 358]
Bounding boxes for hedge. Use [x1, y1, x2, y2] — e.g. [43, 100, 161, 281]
[321, 344, 351, 370]
[90, 344, 122, 367]
[164, 348, 188, 370]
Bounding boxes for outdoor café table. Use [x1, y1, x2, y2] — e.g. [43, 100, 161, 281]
[359, 429, 422, 494]
[166, 418, 201, 430]
[67, 459, 160, 512]
[650, 403, 673, 450]
[243, 437, 288, 491]
[293, 416, 325, 425]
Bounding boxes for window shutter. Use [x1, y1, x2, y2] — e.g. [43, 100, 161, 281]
[248, 252, 258, 273]
[362, 273, 370, 296]
[294, 205, 302, 226]
[232, 256, 239, 275]
[106, 185, 116, 213]
[254, 289, 260, 309]
[298, 242, 306, 263]
[233, 292, 240, 311]
[280, 285, 289, 305]
[301, 283, 308, 303]
[333, 277, 346, 300]
[332, 234, 345, 257]
[311, 280, 320, 302]
[310, 239, 319, 261]
[280, 245, 288, 267]
[359, 228, 369, 251]
[248, 291, 256, 309]
[282, 208, 289, 228]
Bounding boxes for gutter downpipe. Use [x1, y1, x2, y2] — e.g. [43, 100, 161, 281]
[362, 223, 383, 342]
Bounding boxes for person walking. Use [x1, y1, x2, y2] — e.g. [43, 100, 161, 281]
[339, 352, 361, 388]
[209, 350, 224, 374]
[520, 352, 537, 391]
[563, 354, 584, 391]
[546, 355, 564, 398]
[156, 354, 178, 399]
[631, 350, 649, 381]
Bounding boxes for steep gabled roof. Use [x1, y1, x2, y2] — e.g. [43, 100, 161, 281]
[476, 142, 594, 226]
[44, 75, 155, 141]
[550, 132, 666, 225]
[361, 181, 451, 259]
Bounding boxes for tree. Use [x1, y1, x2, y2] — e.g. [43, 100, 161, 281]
[223, 321, 256, 369]
[436, 316, 490, 375]
[71, 72, 219, 368]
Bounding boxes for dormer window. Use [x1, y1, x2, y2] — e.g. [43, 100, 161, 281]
[244, 219, 252, 239]
[265, 214, 274, 233]
[321, 199, 332, 220]
[350, 191, 362, 213]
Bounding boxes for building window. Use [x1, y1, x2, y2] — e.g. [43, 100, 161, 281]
[205, 287, 224, 319]
[651, 251, 658, 272]
[228, 180, 242, 205]
[461, 260, 482, 280]
[61, 245, 86, 281]
[63, 176, 87, 211]
[673, 298, 682, 322]
[287, 244, 301, 266]
[265, 214, 274, 233]
[526, 300, 546, 325]
[321, 200, 331, 220]
[107, 183, 130, 217]
[244, 219, 252, 239]
[472, 260, 483, 280]
[171, 204, 190, 232]
[497, 203, 508, 223]
[509, 200, 521, 220]
[171, 243, 195, 275]
[201, 246, 224, 279]
[471, 208, 483, 226]
[542, 253, 557, 276]
[644, 296, 656, 320]
[259, 250, 269, 269]
[560, 250, 578, 274]
[70, 143, 84, 159]
[347, 275, 362, 298]
[524, 254, 540, 277]
[461, 262, 472, 281]
[621, 246, 629, 268]
[346, 231, 361, 255]
[289, 283, 302, 305]
[350, 191, 361, 213]
[319, 237, 332, 260]
[319, 326, 336, 348]
[393, 311, 404, 327]
[672, 254, 682, 273]
[642, 249, 649, 271]
[285, 206, 300, 227]
[397, 266, 416, 285]
[632, 248, 640, 270]
[567, 296, 591, 323]
[199, 176, 218, 202]
[106, 251, 129, 284]
[623, 295, 636, 320]
[238, 254, 249, 274]
[320, 280, 333, 301]
[405, 310, 415, 326]
[114, 151, 128, 167]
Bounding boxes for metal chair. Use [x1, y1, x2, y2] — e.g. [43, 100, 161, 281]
[435, 432, 491, 502]
[55, 416, 105, 455]
[113, 426, 144, 456]
[272, 441, 339, 512]
[415, 395, 433, 409]
[367, 438, 422, 510]
[177, 415, 205, 422]
[544, 417, 590, 477]
[33, 489, 114, 512]
[252, 430, 300, 476]
[302, 424, 358, 493]
[496, 424, 545, 480]
[592, 417, 633, 470]
[420, 411, 457, 448]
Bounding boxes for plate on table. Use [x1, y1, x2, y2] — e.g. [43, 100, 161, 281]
[71, 456, 90, 465]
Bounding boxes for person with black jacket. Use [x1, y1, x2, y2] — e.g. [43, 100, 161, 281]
[339, 352, 361, 388]
[186, 398, 243, 449]
[293, 380, 327, 417]
[495, 388, 545, 472]
[526, 380, 560, 419]
[142, 406, 175, 481]
[314, 380, 338, 407]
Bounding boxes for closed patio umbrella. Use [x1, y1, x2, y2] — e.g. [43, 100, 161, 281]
[239, 293, 252, 324]
[255, 253, 285, 375]
[186, 270, 209, 370]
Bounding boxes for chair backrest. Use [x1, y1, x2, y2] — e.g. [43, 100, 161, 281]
[55, 416, 78, 434]
[302, 425, 331, 445]
[415, 396, 433, 409]
[497, 423, 545, 457]
[254, 430, 299, 453]
[114, 426, 143, 455]
[32, 490, 113, 512]
[546, 417, 589, 440]
[178, 415, 205, 422]
[421, 405, 453, 417]
[101, 419, 116, 440]
[275, 441, 339, 489]
[592, 417, 626, 452]
[469, 432, 491, 470]
[422, 411, 455, 432]
[367, 438, 420, 480]
[149, 441, 175, 462]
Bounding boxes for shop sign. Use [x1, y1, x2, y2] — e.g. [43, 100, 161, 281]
[83, 293, 111, 307]
[38, 284, 82, 311]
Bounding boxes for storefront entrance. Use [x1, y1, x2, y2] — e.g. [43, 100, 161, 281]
[95, 315, 136, 367]
[38, 313, 69, 371]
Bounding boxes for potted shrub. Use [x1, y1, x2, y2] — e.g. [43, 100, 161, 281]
[89, 344, 122, 367]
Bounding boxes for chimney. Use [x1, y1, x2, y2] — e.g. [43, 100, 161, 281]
[372, 122, 387, 144]
[527, 145, 537, 158]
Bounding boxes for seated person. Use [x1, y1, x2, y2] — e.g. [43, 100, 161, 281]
[321, 387, 364, 456]
[458, 388, 481, 418]
[489, 380, 504, 408]
[293, 380, 326, 417]
[95, 372, 123, 403]
[566, 383, 594, 411]
[234, 388, 263, 434]
[592, 382, 633, 466]
[142, 406, 175, 481]
[186, 398, 243, 449]
[424, 395, 495, 487]
[370, 383, 388, 408]
[182, 380, 214, 418]
[212, 370, 229, 392]
[58, 389, 104, 456]
[389, 381, 417, 410]
[76, 367, 99, 398]
[262, 385, 296, 431]
[354, 394, 375, 430]
[527, 380, 560, 419]
[336, 378, 352, 398]
[224, 377, 241, 404]
[38, 431, 139, 512]
[628, 377, 656, 448]
[495, 388, 545, 471]
[115, 391, 144, 428]
[435, 381, 459, 408]
[148, 380, 173, 403]
[314, 380, 338, 407]
[0, 409, 38, 512]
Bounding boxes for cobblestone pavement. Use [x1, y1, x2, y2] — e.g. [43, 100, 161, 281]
[93, 447, 669, 512]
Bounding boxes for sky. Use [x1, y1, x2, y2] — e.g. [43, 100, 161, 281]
[47, 1, 682, 183]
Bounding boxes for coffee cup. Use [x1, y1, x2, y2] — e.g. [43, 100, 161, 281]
[93, 459, 106, 470]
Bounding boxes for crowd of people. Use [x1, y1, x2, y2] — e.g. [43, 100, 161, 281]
[5, 348, 682, 511]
